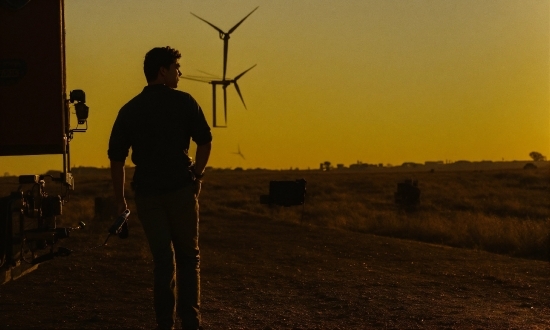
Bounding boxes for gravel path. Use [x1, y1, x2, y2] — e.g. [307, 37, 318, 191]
[1, 209, 549, 329]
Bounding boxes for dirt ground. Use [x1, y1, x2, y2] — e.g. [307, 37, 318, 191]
[1, 205, 550, 329]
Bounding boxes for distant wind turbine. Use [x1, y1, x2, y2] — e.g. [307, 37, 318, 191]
[232, 144, 246, 160]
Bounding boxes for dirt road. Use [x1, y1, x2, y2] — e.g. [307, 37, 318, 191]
[1, 209, 549, 329]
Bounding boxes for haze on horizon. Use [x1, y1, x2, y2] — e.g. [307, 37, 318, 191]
[2, 0, 548, 176]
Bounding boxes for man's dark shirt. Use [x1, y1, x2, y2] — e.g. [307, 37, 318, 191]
[108, 84, 212, 196]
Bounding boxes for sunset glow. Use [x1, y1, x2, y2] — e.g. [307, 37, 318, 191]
[2, 0, 548, 175]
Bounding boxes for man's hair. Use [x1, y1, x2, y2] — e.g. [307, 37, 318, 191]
[143, 46, 181, 82]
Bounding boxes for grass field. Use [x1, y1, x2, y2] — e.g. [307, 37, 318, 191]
[202, 167, 550, 260]
[2, 166, 547, 260]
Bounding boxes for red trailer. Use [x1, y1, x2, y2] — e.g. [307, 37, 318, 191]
[0, 0, 68, 156]
[0, 0, 89, 283]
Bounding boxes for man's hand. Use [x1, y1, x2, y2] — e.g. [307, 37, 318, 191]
[117, 199, 128, 215]
[111, 160, 127, 215]
[194, 142, 211, 176]
[194, 180, 202, 198]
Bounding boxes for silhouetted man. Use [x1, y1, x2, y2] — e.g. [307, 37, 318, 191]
[108, 46, 212, 330]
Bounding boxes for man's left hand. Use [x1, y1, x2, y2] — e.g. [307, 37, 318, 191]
[194, 180, 202, 198]
[117, 199, 128, 215]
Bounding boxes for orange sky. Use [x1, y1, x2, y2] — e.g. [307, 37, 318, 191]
[2, 0, 549, 175]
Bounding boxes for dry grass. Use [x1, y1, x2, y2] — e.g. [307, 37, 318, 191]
[199, 167, 550, 260]
[1, 166, 548, 260]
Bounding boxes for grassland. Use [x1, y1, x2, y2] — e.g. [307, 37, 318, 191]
[3, 166, 547, 260]
[211, 167, 550, 260]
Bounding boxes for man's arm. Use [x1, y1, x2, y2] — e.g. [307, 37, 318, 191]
[110, 160, 128, 214]
[193, 142, 211, 177]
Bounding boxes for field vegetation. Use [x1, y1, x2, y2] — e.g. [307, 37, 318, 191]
[203, 167, 550, 260]
[2, 166, 547, 261]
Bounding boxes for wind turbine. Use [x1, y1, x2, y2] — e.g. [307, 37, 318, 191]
[232, 144, 246, 160]
[191, 6, 258, 81]
[183, 64, 256, 127]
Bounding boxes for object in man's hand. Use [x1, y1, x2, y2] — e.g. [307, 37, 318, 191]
[108, 209, 130, 235]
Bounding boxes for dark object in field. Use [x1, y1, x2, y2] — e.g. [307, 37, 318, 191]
[394, 179, 420, 207]
[260, 179, 307, 207]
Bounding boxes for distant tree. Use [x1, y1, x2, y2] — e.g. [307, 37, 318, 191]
[529, 151, 546, 162]
[323, 161, 331, 171]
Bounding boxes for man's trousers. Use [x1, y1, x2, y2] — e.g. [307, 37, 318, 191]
[135, 183, 201, 330]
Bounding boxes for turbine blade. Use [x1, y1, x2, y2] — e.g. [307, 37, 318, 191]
[233, 81, 247, 109]
[227, 6, 259, 34]
[191, 12, 225, 34]
[234, 64, 257, 81]
[196, 70, 219, 77]
[186, 75, 212, 79]
[182, 76, 211, 83]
